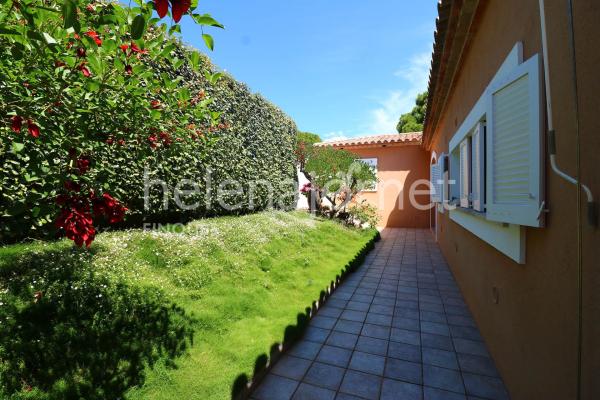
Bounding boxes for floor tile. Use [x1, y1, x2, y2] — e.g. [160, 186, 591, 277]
[381, 378, 423, 400]
[349, 351, 386, 375]
[424, 386, 467, 400]
[339, 370, 382, 400]
[384, 358, 422, 384]
[326, 331, 358, 350]
[334, 319, 363, 335]
[361, 323, 391, 340]
[388, 341, 421, 363]
[288, 341, 322, 360]
[271, 356, 312, 380]
[303, 362, 345, 390]
[254, 229, 508, 400]
[340, 310, 367, 323]
[422, 347, 459, 370]
[423, 364, 465, 394]
[292, 383, 335, 400]
[253, 374, 299, 400]
[356, 335, 388, 356]
[304, 326, 331, 344]
[316, 345, 352, 368]
[311, 316, 338, 330]
[391, 328, 421, 346]
[421, 332, 454, 351]
[365, 312, 393, 327]
[346, 301, 370, 312]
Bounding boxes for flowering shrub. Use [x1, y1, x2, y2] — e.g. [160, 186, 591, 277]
[347, 200, 380, 228]
[302, 146, 377, 217]
[0, 0, 230, 245]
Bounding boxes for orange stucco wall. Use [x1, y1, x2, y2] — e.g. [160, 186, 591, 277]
[429, 1, 600, 399]
[345, 145, 430, 228]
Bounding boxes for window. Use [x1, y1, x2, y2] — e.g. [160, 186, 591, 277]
[360, 158, 378, 191]
[444, 43, 543, 263]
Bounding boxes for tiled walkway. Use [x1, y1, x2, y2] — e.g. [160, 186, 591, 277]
[251, 229, 510, 400]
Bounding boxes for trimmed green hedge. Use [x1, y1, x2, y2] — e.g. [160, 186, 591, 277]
[0, 33, 297, 243]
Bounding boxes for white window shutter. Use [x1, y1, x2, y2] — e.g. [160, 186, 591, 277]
[486, 54, 544, 227]
[459, 139, 471, 208]
[471, 123, 486, 212]
[430, 162, 442, 203]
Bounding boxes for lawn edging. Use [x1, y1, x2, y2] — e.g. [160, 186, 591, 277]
[234, 229, 381, 399]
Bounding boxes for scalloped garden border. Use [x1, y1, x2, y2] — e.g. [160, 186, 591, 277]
[232, 229, 381, 400]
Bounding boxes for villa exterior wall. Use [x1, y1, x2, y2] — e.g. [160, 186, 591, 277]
[427, 1, 600, 399]
[348, 145, 430, 228]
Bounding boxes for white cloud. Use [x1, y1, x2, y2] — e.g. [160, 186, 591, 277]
[365, 51, 431, 134]
[323, 130, 348, 141]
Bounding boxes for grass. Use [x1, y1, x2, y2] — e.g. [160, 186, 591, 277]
[0, 211, 377, 400]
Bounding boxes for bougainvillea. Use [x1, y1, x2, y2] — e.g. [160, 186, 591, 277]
[0, 0, 224, 246]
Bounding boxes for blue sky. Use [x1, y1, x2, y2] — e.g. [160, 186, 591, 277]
[178, 1, 438, 140]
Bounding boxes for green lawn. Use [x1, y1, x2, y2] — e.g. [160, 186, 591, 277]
[0, 211, 377, 400]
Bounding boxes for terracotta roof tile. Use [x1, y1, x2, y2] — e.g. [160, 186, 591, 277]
[314, 133, 422, 148]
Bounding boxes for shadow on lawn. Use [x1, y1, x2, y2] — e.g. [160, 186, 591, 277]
[231, 231, 381, 400]
[0, 244, 193, 399]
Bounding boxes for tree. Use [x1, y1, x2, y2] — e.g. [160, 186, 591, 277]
[302, 146, 377, 218]
[396, 91, 428, 133]
[295, 131, 321, 169]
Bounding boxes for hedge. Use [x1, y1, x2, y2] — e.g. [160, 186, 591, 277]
[0, 4, 297, 244]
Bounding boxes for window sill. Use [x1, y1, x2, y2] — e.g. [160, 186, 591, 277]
[449, 208, 526, 264]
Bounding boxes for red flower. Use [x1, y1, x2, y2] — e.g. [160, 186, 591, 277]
[10, 116, 22, 133]
[77, 47, 86, 58]
[27, 119, 40, 138]
[150, 100, 161, 109]
[54, 60, 66, 68]
[86, 3, 95, 12]
[125, 65, 133, 75]
[85, 30, 102, 46]
[159, 131, 172, 146]
[55, 206, 95, 247]
[119, 44, 129, 54]
[155, 0, 169, 18]
[171, 0, 191, 22]
[77, 157, 91, 174]
[106, 137, 114, 145]
[117, 139, 126, 146]
[93, 193, 128, 224]
[78, 64, 91, 77]
[148, 133, 158, 148]
[64, 180, 81, 192]
[130, 42, 148, 55]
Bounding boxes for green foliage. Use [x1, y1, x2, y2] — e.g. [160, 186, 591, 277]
[396, 91, 428, 133]
[303, 146, 377, 215]
[347, 200, 380, 228]
[304, 146, 376, 193]
[297, 131, 321, 146]
[0, 211, 378, 399]
[0, 0, 297, 244]
[0, 244, 192, 399]
[295, 131, 321, 168]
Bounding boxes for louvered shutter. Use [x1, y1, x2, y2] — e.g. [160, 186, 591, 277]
[486, 54, 543, 227]
[459, 139, 471, 208]
[471, 123, 486, 212]
[430, 162, 442, 203]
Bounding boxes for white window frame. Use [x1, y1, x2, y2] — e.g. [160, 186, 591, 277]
[445, 42, 545, 264]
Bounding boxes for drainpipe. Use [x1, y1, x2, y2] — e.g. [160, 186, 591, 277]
[539, 2, 595, 400]
[538, 0, 596, 226]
